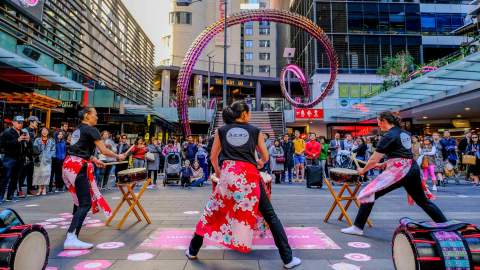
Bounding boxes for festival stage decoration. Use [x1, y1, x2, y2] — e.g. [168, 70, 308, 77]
[176, 9, 338, 135]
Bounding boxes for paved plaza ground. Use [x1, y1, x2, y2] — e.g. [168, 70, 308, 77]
[10, 179, 480, 270]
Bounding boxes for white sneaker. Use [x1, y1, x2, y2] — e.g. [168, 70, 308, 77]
[185, 249, 197, 260]
[432, 185, 438, 191]
[341, 225, 364, 236]
[63, 233, 94, 250]
[284, 257, 302, 269]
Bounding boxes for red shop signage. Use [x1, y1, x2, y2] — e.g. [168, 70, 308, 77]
[295, 109, 324, 119]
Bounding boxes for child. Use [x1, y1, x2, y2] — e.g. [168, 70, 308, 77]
[190, 160, 205, 187]
[180, 160, 193, 188]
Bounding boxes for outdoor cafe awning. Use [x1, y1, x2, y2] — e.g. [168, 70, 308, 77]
[0, 91, 61, 110]
[327, 51, 480, 121]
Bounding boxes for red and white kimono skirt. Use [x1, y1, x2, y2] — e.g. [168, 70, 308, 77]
[196, 160, 268, 253]
[63, 155, 112, 217]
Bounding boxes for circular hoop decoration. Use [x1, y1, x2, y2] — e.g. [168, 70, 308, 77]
[175, 9, 338, 135]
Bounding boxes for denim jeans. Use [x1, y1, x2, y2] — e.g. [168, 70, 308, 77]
[0, 157, 21, 201]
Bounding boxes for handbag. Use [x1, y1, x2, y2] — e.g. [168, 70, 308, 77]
[145, 152, 155, 161]
[462, 154, 476, 165]
[275, 156, 285, 163]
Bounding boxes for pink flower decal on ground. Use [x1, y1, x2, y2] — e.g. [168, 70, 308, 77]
[347, 242, 371, 249]
[86, 223, 105, 228]
[127, 252, 155, 261]
[344, 253, 372, 262]
[43, 224, 58, 229]
[330, 262, 361, 270]
[46, 218, 66, 222]
[96, 242, 125, 249]
[73, 260, 112, 270]
[58, 250, 91, 257]
[46, 267, 58, 270]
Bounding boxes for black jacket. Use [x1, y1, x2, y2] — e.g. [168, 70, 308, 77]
[459, 137, 470, 154]
[281, 140, 294, 168]
[0, 128, 25, 160]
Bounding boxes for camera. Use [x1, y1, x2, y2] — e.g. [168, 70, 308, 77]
[21, 128, 29, 136]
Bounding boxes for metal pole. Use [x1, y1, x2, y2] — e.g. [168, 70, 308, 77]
[222, 0, 228, 108]
[208, 56, 211, 102]
[287, 58, 291, 95]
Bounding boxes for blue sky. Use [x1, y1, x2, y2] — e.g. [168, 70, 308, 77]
[122, 0, 170, 64]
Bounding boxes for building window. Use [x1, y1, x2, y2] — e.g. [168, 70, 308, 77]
[245, 65, 254, 74]
[259, 40, 270, 47]
[245, 21, 254, 35]
[169, 12, 192, 24]
[245, 40, 253, 48]
[244, 52, 254, 60]
[259, 53, 270, 60]
[259, 21, 270, 27]
[259, 27, 270, 35]
[259, 65, 270, 73]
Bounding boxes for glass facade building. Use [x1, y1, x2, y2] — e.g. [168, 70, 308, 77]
[291, 0, 471, 76]
[0, 0, 155, 106]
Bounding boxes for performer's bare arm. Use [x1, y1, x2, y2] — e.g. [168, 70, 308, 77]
[210, 132, 222, 178]
[358, 151, 385, 175]
[93, 140, 126, 168]
[256, 132, 270, 169]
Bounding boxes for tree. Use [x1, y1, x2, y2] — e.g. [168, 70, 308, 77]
[377, 51, 415, 84]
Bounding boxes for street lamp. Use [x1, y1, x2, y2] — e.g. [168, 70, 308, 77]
[207, 53, 214, 103]
[176, 0, 228, 108]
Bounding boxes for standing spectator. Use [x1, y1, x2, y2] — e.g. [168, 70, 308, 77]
[270, 139, 285, 184]
[126, 137, 148, 168]
[263, 133, 272, 173]
[411, 135, 421, 161]
[459, 130, 472, 173]
[420, 137, 438, 191]
[195, 137, 209, 181]
[22, 116, 39, 196]
[147, 138, 162, 187]
[305, 133, 321, 166]
[329, 132, 343, 164]
[51, 131, 67, 192]
[352, 137, 368, 162]
[184, 135, 198, 164]
[33, 127, 56, 196]
[163, 139, 179, 156]
[281, 134, 294, 183]
[0, 116, 28, 202]
[190, 160, 205, 187]
[440, 130, 458, 166]
[95, 131, 117, 189]
[432, 132, 446, 186]
[318, 137, 329, 179]
[180, 160, 193, 188]
[292, 130, 306, 182]
[115, 134, 130, 181]
[343, 133, 354, 152]
[466, 134, 480, 185]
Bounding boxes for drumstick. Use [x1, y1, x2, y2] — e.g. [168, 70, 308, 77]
[351, 153, 362, 169]
[103, 161, 129, 165]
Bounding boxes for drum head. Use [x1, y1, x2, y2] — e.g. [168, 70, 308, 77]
[330, 168, 358, 175]
[118, 168, 146, 176]
[393, 232, 416, 270]
[14, 231, 48, 270]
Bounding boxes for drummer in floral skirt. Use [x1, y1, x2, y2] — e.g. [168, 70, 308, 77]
[341, 111, 447, 236]
[186, 101, 302, 269]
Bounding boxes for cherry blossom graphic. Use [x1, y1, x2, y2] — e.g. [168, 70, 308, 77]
[73, 260, 112, 270]
[344, 253, 372, 262]
[347, 242, 371, 249]
[46, 218, 66, 223]
[127, 252, 155, 261]
[58, 250, 91, 257]
[20, 0, 40, 7]
[330, 262, 361, 270]
[86, 223, 105, 228]
[96, 242, 125, 249]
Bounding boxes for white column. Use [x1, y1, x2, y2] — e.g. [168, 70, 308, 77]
[161, 70, 170, 107]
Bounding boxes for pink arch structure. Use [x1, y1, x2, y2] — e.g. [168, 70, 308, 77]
[176, 9, 338, 135]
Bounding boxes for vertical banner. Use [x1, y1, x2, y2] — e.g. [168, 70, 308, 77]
[5, 0, 46, 23]
[215, 0, 231, 47]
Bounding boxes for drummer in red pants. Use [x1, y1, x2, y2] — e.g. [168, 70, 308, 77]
[341, 111, 447, 236]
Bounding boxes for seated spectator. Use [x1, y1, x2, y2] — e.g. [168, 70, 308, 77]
[180, 160, 193, 188]
[190, 160, 205, 187]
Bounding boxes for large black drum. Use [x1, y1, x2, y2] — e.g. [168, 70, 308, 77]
[0, 209, 49, 270]
[392, 218, 480, 270]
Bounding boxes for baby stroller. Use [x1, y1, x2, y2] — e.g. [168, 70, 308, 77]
[163, 152, 182, 186]
[335, 150, 355, 169]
